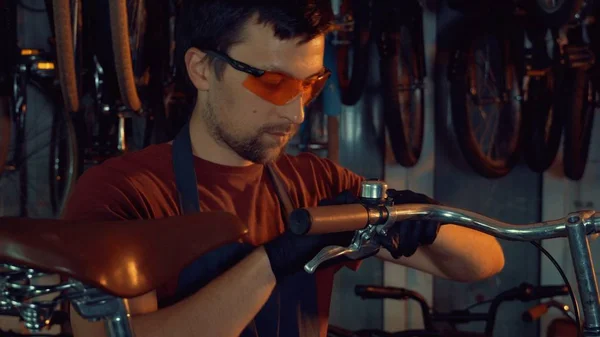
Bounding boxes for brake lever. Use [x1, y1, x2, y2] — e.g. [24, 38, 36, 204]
[304, 224, 382, 273]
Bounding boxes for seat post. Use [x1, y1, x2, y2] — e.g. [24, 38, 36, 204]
[68, 285, 137, 337]
[103, 298, 136, 337]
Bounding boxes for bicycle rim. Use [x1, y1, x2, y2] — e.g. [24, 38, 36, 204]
[450, 30, 523, 178]
[381, 27, 425, 167]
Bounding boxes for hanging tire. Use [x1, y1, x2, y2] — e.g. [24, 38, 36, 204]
[522, 75, 565, 172]
[332, 0, 372, 106]
[561, 70, 596, 180]
[522, 0, 585, 28]
[379, 28, 425, 167]
[0, 96, 11, 178]
[49, 105, 78, 218]
[448, 30, 523, 178]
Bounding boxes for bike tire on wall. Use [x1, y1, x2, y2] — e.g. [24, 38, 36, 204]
[52, 0, 80, 113]
[0, 96, 11, 178]
[522, 0, 585, 28]
[108, 0, 142, 112]
[448, 30, 523, 178]
[561, 70, 595, 180]
[334, 0, 372, 106]
[379, 26, 425, 167]
[49, 104, 78, 218]
[522, 75, 564, 172]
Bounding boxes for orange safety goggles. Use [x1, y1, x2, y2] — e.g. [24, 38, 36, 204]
[204, 50, 331, 106]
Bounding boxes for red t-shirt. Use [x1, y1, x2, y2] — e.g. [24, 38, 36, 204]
[62, 143, 365, 336]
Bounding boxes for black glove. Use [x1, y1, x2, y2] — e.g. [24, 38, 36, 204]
[264, 190, 358, 281]
[376, 189, 442, 258]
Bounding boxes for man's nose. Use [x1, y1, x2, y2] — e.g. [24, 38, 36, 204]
[277, 95, 305, 124]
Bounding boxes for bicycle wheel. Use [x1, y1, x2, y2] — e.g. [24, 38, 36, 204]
[376, 0, 425, 167]
[448, 29, 523, 178]
[51, 0, 80, 113]
[561, 70, 596, 180]
[49, 104, 78, 218]
[0, 0, 16, 179]
[0, 96, 11, 178]
[521, 26, 565, 173]
[331, 0, 372, 106]
[108, 0, 143, 112]
[522, 74, 564, 172]
[521, 0, 584, 28]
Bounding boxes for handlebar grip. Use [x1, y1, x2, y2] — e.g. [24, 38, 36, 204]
[288, 204, 370, 235]
[522, 303, 549, 322]
[355, 285, 416, 300]
[527, 285, 569, 300]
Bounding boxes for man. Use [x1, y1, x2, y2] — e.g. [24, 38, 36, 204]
[64, 1, 505, 336]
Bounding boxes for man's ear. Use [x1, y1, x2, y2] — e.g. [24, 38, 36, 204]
[185, 47, 211, 91]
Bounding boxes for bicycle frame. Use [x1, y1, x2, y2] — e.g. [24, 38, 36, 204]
[294, 181, 600, 337]
[2, 182, 600, 337]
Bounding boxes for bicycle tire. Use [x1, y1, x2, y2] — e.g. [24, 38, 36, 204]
[334, 0, 371, 106]
[108, 0, 142, 112]
[521, 0, 585, 28]
[561, 70, 595, 180]
[0, 96, 11, 178]
[522, 74, 564, 172]
[0, 0, 15, 178]
[377, 2, 425, 167]
[448, 29, 523, 178]
[49, 105, 78, 218]
[51, 0, 79, 113]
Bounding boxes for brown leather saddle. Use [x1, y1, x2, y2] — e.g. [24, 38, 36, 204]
[0, 212, 248, 298]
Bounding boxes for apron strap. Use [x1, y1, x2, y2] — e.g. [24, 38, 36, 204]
[265, 163, 295, 225]
[172, 122, 201, 214]
[172, 122, 295, 221]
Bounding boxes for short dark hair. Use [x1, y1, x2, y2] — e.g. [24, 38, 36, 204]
[175, 0, 334, 87]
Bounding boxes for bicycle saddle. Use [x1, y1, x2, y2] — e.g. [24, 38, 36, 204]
[0, 212, 248, 298]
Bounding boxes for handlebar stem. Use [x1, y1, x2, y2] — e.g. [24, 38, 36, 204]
[566, 214, 600, 335]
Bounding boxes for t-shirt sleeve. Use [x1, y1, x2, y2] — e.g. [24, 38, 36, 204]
[290, 152, 365, 200]
[61, 164, 148, 222]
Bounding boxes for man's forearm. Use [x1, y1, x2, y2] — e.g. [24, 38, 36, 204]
[422, 224, 505, 281]
[71, 247, 276, 337]
[133, 246, 275, 337]
[378, 224, 505, 282]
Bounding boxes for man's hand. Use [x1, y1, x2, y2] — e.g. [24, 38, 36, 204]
[376, 189, 442, 258]
[264, 230, 354, 281]
[264, 190, 359, 281]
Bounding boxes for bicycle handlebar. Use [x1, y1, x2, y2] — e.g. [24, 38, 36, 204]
[290, 199, 600, 336]
[289, 203, 600, 241]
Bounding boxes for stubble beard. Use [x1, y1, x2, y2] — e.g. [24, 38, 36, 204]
[203, 99, 290, 164]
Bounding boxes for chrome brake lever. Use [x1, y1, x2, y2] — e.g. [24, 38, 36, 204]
[304, 225, 382, 274]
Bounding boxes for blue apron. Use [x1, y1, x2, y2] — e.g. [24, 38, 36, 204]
[169, 122, 321, 337]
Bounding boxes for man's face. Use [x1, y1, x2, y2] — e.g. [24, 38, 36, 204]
[202, 19, 326, 164]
